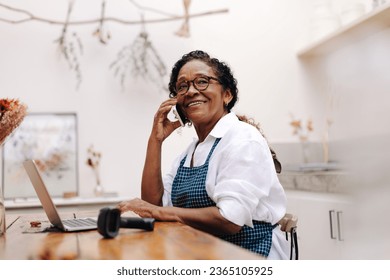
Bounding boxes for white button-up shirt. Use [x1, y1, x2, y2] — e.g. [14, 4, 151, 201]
[162, 112, 287, 228]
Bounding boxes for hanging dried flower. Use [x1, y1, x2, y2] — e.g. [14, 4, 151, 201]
[0, 98, 28, 146]
[54, 0, 83, 90]
[110, 30, 168, 92]
[175, 0, 192, 38]
[92, 0, 111, 44]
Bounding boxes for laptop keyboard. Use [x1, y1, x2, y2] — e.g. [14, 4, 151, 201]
[62, 218, 97, 228]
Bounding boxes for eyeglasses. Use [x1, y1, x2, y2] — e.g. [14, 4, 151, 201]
[175, 76, 220, 95]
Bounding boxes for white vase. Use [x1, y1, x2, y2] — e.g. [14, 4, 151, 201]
[94, 183, 104, 197]
[93, 167, 104, 197]
[301, 142, 310, 164]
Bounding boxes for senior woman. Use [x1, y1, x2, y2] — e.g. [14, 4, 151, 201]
[118, 50, 289, 259]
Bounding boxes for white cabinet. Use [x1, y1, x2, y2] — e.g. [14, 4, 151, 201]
[285, 190, 351, 259]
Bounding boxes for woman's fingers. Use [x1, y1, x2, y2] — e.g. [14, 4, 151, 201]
[151, 98, 183, 141]
[117, 198, 157, 218]
[155, 99, 177, 120]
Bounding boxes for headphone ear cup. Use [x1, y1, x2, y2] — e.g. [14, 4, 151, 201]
[97, 207, 120, 238]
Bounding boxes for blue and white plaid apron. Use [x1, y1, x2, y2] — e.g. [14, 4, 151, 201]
[171, 138, 274, 257]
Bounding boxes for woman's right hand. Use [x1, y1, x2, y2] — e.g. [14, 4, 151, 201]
[151, 98, 182, 142]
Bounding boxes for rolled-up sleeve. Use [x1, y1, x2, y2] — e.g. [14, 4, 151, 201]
[208, 138, 278, 227]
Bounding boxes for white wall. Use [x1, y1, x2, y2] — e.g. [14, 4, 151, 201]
[0, 0, 308, 197]
[1, 0, 389, 202]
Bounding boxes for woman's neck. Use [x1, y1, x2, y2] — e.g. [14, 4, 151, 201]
[194, 111, 228, 143]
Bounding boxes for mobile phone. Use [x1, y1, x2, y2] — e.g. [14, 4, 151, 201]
[173, 105, 187, 127]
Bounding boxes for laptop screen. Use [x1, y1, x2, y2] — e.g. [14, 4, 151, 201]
[23, 159, 65, 230]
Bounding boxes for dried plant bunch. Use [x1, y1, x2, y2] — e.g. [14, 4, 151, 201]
[54, 0, 83, 90]
[86, 145, 102, 186]
[289, 114, 313, 143]
[0, 98, 28, 146]
[110, 30, 168, 92]
[86, 145, 101, 168]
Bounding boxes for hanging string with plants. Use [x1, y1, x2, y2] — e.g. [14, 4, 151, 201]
[0, 0, 228, 90]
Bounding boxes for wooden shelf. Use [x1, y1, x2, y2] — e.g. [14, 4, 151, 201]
[297, 3, 390, 57]
[4, 195, 127, 209]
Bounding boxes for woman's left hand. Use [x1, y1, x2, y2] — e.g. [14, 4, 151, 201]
[117, 199, 241, 235]
[117, 198, 158, 219]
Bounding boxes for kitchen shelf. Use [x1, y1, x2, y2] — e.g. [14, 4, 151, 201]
[297, 3, 390, 57]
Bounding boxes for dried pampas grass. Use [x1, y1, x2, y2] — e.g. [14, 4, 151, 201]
[0, 98, 28, 146]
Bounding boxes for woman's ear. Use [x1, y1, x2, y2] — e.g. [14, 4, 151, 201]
[223, 89, 233, 107]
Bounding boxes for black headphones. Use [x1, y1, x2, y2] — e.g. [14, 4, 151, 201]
[97, 207, 155, 238]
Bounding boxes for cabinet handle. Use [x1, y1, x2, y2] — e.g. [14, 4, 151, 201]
[329, 210, 337, 239]
[337, 211, 344, 241]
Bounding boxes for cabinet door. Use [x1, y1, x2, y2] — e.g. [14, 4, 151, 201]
[285, 190, 350, 259]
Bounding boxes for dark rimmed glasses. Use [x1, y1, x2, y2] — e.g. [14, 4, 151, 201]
[175, 76, 220, 95]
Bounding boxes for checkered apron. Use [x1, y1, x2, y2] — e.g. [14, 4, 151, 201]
[171, 138, 274, 257]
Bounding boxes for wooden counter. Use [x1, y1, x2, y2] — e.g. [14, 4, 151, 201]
[0, 211, 264, 260]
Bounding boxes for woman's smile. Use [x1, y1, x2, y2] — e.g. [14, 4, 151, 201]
[186, 100, 206, 108]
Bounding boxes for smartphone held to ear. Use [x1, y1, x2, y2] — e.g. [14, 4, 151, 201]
[173, 105, 187, 127]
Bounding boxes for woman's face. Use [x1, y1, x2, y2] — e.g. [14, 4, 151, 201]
[176, 60, 232, 128]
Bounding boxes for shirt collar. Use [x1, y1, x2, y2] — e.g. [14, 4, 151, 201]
[208, 112, 238, 139]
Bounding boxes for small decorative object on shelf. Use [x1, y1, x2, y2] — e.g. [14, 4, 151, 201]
[372, 0, 388, 9]
[289, 114, 314, 164]
[0, 98, 28, 236]
[309, 0, 341, 42]
[322, 93, 335, 164]
[322, 118, 333, 164]
[339, 1, 366, 26]
[86, 145, 104, 197]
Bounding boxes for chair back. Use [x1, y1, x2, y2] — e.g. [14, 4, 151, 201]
[278, 213, 299, 260]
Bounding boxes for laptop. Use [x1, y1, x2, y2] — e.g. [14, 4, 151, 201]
[23, 159, 97, 232]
